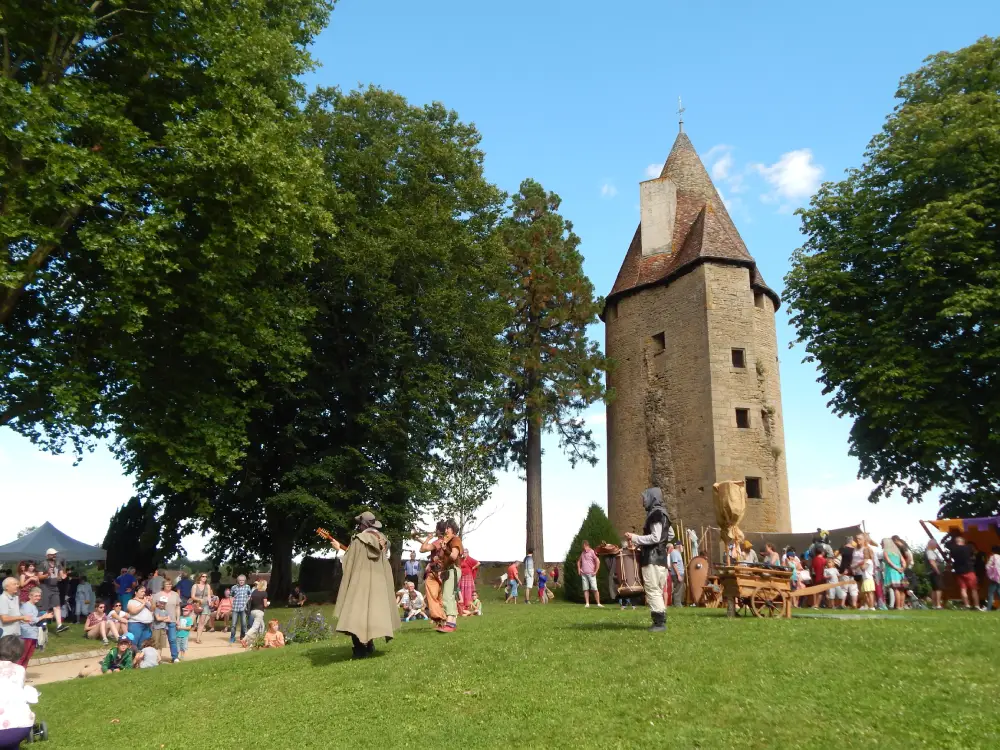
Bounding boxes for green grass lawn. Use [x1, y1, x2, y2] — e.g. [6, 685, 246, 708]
[34, 599, 1000, 749]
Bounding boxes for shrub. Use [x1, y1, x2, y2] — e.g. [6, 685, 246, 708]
[563, 504, 620, 603]
[283, 607, 334, 644]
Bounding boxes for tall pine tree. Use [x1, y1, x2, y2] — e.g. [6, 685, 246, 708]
[494, 180, 606, 567]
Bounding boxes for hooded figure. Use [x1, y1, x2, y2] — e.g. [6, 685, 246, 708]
[625, 487, 673, 632]
[329, 512, 400, 658]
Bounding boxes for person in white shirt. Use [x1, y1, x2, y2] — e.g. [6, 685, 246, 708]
[0, 634, 40, 746]
[75, 579, 95, 620]
[1, 578, 28, 638]
[397, 582, 427, 621]
[823, 559, 844, 609]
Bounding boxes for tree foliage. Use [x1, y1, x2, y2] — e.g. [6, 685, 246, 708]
[426, 414, 498, 538]
[562, 504, 619, 604]
[785, 36, 1000, 517]
[0, 0, 334, 489]
[102, 497, 161, 575]
[155, 86, 510, 599]
[493, 180, 606, 565]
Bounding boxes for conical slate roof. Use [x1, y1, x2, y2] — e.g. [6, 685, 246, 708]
[605, 132, 779, 313]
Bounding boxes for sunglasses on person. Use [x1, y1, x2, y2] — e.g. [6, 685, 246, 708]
[97, 605, 106, 610]
[113, 603, 122, 608]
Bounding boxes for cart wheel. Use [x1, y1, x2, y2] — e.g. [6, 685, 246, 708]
[750, 587, 785, 618]
[40, 722, 48, 741]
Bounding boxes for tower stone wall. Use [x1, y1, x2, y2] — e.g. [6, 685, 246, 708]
[603, 131, 791, 537]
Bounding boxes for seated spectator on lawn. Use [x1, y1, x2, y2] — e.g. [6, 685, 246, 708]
[107, 600, 128, 636]
[288, 586, 307, 608]
[462, 591, 482, 616]
[214, 589, 232, 632]
[0, 634, 40, 749]
[264, 620, 285, 648]
[101, 634, 134, 673]
[399, 582, 427, 621]
[19, 587, 54, 667]
[84, 604, 111, 644]
[136, 638, 159, 668]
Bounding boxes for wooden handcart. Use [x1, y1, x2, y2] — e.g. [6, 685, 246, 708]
[718, 564, 845, 618]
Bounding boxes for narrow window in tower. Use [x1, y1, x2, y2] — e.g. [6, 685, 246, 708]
[754, 291, 766, 309]
[731, 348, 746, 368]
[651, 332, 666, 353]
[745, 477, 762, 499]
[735, 408, 750, 428]
[607, 303, 618, 321]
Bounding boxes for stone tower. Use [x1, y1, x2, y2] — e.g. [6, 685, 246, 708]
[602, 130, 791, 536]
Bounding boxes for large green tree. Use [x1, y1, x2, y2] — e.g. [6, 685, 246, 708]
[494, 180, 606, 566]
[156, 87, 510, 598]
[102, 496, 161, 575]
[0, 0, 333, 488]
[785, 36, 1000, 516]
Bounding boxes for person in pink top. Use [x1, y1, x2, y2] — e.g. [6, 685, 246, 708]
[577, 541, 603, 608]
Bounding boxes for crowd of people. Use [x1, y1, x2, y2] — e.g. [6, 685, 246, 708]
[726, 529, 1000, 612]
[0, 548, 292, 679]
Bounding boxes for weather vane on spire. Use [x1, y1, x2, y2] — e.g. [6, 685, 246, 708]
[677, 96, 685, 133]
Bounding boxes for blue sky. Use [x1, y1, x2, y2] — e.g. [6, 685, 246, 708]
[2, 1, 996, 561]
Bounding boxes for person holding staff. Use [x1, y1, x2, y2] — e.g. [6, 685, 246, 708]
[318, 512, 399, 659]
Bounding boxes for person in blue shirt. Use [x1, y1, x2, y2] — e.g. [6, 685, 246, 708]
[175, 572, 194, 603]
[536, 569, 548, 604]
[115, 567, 136, 607]
[403, 552, 421, 588]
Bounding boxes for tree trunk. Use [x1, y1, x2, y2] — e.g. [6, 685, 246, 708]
[526, 409, 545, 568]
[267, 525, 295, 605]
[388, 535, 404, 590]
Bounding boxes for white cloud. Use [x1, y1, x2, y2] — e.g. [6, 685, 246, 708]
[600, 183, 617, 198]
[645, 163, 662, 179]
[753, 148, 823, 208]
[711, 151, 734, 181]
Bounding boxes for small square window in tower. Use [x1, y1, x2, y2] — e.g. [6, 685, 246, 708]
[651, 332, 666, 353]
[731, 348, 746, 368]
[754, 291, 766, 309]
[745, 477, 762, 499]
[735, 408, 750, 428]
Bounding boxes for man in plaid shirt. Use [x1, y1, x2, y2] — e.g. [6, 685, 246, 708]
[229, 575, 252, 644]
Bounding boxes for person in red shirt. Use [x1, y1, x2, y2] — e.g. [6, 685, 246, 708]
[505, 562, 521, 604]
[810, 549, 827, 608]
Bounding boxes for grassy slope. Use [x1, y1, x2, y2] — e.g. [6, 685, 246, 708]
[36, 601, 1000, 749]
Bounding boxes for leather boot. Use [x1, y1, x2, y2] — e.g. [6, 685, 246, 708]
[648, 611, 666, 632]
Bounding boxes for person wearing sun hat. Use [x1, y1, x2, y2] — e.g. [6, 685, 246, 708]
[321, 511, 399, 659]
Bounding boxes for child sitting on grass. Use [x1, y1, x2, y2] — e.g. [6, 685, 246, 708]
[462, 592, 482, 616]
[263, 620, 285, 648]
[137, 638, 159, 669]
[175, 604, 194, 660]
[100, 634, 134, 673]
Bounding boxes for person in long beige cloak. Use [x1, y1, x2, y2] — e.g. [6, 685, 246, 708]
[324, 512, 400, 659]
